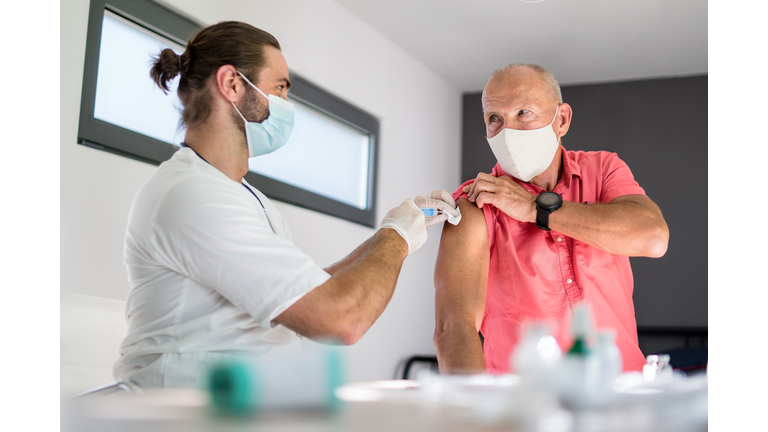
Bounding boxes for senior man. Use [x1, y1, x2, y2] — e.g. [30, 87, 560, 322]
[433, 63, 669, 375]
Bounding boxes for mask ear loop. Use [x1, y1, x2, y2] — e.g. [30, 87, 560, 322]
[550, 104, 560, 125]
[231, 102, 248, 123]
[551, 104, 562, 145]
[231, 70, 267, 123]
[237, 70, 269, 100]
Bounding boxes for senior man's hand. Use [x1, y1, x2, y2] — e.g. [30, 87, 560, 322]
[462, 173, 537, 223]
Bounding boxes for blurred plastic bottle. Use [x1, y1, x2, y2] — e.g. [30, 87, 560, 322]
[594, 330, 622, 393]
[567, 305, 592, 357]
[507, 322, 566, 430]
[511, 322, 561, 379]
[656, 354, 673, 381]
[206, 343, 345, 415]
[556, 304, 602, 408]
[643, 354, 659, 382]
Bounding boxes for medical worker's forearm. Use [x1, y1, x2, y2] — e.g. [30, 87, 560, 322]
[549, 195, 669, 257]
[273, 228, 408, 344]
[323, 228, 408, 342]
[323, 237, 375, 276]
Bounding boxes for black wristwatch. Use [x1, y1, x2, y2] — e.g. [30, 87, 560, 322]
[535, 191, 563, 231]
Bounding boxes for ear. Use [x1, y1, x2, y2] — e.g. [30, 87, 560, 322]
[555, 103, 573, 138]
[214, 65, 246, 104]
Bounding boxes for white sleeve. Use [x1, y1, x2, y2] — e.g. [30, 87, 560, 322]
[149, 177, 330, 328]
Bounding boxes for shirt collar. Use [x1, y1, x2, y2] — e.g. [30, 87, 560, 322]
[492, 144, 580, 192]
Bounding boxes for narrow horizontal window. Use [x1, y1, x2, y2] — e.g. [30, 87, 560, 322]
[249, 101, 370, 210]
[94, 10, 185, 146]
[79, 0, 379, 227]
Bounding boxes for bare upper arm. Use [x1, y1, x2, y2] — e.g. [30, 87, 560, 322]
[434, 198, 489, 332]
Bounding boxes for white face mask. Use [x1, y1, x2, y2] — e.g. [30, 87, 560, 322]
[486, 106, 561, 182]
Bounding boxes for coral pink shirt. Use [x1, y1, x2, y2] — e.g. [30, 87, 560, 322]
[452, 146, 647, 374]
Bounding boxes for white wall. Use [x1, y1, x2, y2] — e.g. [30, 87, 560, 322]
[61, 0, 461, 382]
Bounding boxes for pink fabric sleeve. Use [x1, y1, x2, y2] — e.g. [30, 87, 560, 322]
[451, 181, 497, 249]
[599, 153, 646, 203]
[451, 180, 475, 202]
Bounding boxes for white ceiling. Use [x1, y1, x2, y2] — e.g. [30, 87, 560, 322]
[335, 0, 707, 92]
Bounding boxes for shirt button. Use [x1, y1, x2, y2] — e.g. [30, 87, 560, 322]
[557, 237, 562, 242]
[567, 278, 573, 284]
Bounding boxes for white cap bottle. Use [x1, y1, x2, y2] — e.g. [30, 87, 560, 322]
[594, 329, 622, 393]
[643, 355, 659, 381]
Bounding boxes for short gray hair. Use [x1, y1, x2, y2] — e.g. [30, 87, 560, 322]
[490, 63, 562, 104]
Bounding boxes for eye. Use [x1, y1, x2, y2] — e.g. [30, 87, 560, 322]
[518, 109, 530, 116]
[489, 115, 500, 123]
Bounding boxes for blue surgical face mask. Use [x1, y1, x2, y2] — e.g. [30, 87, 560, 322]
[232, 71, 294, 157]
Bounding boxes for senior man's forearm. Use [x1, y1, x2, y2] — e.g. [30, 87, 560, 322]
[549, 195, 669, 257]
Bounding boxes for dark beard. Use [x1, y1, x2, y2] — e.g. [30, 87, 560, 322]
[231, 86, 269, 134]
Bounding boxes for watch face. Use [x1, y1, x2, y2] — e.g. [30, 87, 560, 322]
[538, 192, 561, 207]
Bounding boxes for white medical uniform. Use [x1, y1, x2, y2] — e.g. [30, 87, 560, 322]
[113, 147, 331, 388]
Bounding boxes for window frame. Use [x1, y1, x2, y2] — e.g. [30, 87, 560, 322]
[78, 0, 380, 227]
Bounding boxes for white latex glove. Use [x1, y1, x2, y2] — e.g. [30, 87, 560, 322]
[380, 199, 427, 255]
[414, 189, 462, 227]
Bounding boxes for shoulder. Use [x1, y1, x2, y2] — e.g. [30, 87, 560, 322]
[456, 198, 487, 230]
[566, 148, 622, 164]
[436, 199, 490, 274]
[565, 149, 630, 175]
[439, 198, 489, 247]
[134, 155, 249, 227]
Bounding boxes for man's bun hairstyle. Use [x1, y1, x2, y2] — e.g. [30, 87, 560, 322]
[150, 48, 183, 94]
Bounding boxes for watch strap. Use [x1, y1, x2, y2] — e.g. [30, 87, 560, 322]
[536, 206, 552, 231]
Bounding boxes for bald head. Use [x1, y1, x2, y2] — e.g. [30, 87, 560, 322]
[487, 63, 562, 105]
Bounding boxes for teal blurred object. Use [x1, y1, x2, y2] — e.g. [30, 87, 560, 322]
[325, 345, 344, 411]
[208, 360, 259, 415]
[207, 344, 346, 415]
[421, 208, 438, 217]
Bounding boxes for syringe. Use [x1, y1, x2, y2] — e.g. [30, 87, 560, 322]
[421, 208, 441, 217]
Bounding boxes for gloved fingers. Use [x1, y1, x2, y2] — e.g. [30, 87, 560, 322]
[428, 189, 456, 208]
[379, 198, 427, 255]
[416, 189, 456, 207]
[404, 199, 427, 254]
[424, 212, 449, 228]
[431, 199, 460, 217]
[403, 198, 425, 218]
[415, 190, 459, 217]
[417, 197, 460, 218]
[413, 194, 429, 208]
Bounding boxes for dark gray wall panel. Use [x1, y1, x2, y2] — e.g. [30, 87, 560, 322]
[461, 75, 707, 329]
